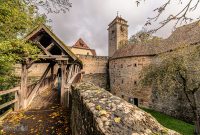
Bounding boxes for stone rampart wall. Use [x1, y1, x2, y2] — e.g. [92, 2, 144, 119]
[82, 73, 109, 90]
[78, 55, 108, 74]
[109, 56, 154, 107]
[70, 82, 179, 135]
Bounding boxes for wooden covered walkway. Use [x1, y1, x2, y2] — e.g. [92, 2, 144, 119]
[1, 87, 71, 135]
[0, 24, 83, 134]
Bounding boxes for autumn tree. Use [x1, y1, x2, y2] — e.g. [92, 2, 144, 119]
[140, 44, 200, 134]
[129, 29, 152, 44]
[129, 29, 162, 45]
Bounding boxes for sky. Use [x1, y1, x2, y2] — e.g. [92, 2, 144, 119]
[41, 0, 200, 56]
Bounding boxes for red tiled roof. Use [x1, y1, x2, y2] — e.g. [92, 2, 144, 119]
[72, 38, 90, 49]
[71, 38, 97, 56]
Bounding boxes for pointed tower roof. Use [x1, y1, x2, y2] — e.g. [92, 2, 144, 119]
[108, 15, 128, 27]
[72, 38, 90, 49]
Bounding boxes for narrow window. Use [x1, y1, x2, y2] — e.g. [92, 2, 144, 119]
[134, 81, 137, 85]
[134, 63, 137, 67]
[121, 64, 123, 68]
[121, 95, 124, 99]
[122, 79, 124, 84]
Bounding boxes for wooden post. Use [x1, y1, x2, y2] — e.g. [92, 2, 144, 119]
[61, 61, 67, 107]
[19, 63, 28, 109]
[50, 63, 54, 90]
[14, 91, 19, 111]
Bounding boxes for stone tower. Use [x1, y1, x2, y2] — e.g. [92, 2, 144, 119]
[108, 16, 128, 57]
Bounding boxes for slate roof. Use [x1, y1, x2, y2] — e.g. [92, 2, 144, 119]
[111, 21, 200, 59]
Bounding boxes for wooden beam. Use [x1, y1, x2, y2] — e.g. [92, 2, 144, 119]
[38, 55, 69, 60]
[0, 99, 18, 110]
[0, 87, 19, 96]
[36, 42, 51, 55]
[50, 63, 55, 90]
[45, 42, 54, 51]
[19, 64, 28, 109]
[61, 61, 67, 106]
[33, 34, 43, 42]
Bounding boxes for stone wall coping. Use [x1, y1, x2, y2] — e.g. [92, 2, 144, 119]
[72, 82, 180, 135]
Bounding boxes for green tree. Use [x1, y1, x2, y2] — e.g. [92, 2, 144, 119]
[0, 0, 47, 89]
[140, 44, 200, 134]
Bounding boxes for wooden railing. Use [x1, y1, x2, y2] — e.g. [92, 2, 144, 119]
[0, 87, 20, 113]
[0, 75, 57, 120]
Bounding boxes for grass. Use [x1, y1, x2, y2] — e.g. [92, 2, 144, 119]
[142, 108, 194, 135]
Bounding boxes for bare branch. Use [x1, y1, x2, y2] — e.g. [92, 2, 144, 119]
[138, 0, 199, 32]
[24, 0, 72, 13]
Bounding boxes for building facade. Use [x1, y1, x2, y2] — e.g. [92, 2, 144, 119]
[108, 16, 200, 122]
[70, 38, 96, 56]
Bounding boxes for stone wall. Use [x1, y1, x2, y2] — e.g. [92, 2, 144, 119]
[78, 55, 108, 74]
[14, 63, 59, 77]
[109, 55, 200, 123]
[70, 82, 179, 135]
[82, 73, 109, 90]
[150, 86, 200, 123]
[109, 56, 154, 107]
[78, 55, 109, 90]
[71, 48, 94, 56]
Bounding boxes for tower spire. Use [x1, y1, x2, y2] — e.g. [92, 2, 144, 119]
[117, 11, 119, 17]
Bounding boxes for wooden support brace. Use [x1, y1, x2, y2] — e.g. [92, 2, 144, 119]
[45, 42, 54, 51]
[27, 64, 51, 106]
[36, 42, 51, 55]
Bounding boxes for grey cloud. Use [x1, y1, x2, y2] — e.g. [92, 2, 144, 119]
[41, 0, 200, 56]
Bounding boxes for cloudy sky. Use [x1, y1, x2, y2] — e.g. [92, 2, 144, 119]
[42, 0, 200, 56]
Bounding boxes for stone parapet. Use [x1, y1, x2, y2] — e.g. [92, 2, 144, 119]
[71, 82, 179, 135]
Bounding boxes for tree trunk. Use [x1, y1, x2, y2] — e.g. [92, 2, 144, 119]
[193, 93, 200, 135]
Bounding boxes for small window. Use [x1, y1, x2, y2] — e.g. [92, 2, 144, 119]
[134, 63, 137, 67]
[121, 64, 123, 68]
[134, 81, 137, 85]
[122, 79, 124, 84]
[121, 95, 124, 98]
[87, 52, 89, 55]
[112, 30, 115, 34]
